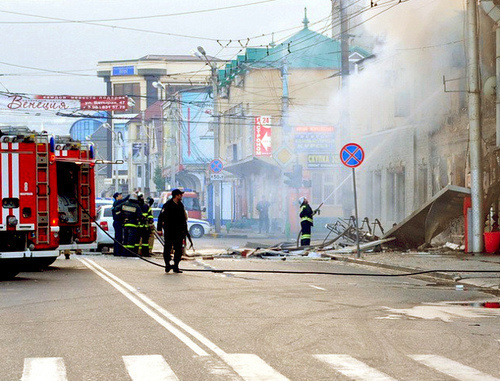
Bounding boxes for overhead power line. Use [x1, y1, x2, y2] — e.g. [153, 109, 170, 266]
[0, 0, 280, 24]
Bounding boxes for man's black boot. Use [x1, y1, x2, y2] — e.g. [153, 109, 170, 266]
[173, 267, 183, 273]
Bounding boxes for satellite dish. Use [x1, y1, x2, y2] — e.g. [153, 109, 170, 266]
[483, 76, 496, 98]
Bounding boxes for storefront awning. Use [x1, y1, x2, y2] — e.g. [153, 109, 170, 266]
[224, 157, 281, 177]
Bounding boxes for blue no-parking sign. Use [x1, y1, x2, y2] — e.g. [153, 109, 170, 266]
[209, 159, 224, 174]
[339, 143, 364, 257]
[340, 143, 364, 168]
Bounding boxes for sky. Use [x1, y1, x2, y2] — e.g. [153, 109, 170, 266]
[0, 0, 335, 96]
[0, 0, 460, 132]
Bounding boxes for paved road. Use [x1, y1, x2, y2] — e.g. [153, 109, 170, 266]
[1, 251, 499, 380]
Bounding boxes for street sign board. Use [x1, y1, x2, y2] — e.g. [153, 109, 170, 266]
[210, 173, 224, 181]
[209, 159, 223, 173]
[307, 154, 334, 168]
[340, 143, 364, 168]
[294, 126, 335, 153]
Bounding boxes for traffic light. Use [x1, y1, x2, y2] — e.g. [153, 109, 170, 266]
[284, 164, 302, 188]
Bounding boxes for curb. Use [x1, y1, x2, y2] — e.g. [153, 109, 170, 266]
[327, 254, 500, 295]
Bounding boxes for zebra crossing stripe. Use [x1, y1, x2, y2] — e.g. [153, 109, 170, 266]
[21, 358, 67, 381]
[123, 355, 179, 381]
[313, 354, 397, 381]
[409, 355, 500, 381]
[222, 353, 290, 381]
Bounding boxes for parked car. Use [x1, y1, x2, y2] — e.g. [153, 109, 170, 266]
[95, 205, 212, 251]
[95, 198, 114, 213]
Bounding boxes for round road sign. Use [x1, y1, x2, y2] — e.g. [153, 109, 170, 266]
[340, 143, 364, 168]
[209, 159, 224, 173]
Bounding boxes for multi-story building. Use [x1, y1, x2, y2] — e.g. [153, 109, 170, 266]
[216, 13, 370, 232]
[96, 55, 216, 195]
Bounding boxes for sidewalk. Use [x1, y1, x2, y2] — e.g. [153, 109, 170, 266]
[219, 229, 500, 294]
[317, 250, 500, 295]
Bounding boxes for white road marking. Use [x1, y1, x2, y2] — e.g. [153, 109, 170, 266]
[222, 354, 289, 381]
[78, 258, 209, 356]
[309, 285, 326, 290]
[80, 258, 289, 381]
[410, 355, 500, 381]
[21, 358, 67, 381]
[123, 355, 179, 381]
[314, 354, 397, 380]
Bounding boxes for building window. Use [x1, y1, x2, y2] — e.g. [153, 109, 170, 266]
[312, 172, 336, 206]
[114, 83, 140, 114]
[395, 91, 410, 117]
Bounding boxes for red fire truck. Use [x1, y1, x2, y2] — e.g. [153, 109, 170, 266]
[54, 135, 97, 253]
[0, 127, 96, 279]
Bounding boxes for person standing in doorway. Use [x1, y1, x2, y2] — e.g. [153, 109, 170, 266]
[256, 196, 270, 234]
[299, 196, 314, 246]
[157, 189, 188, 273]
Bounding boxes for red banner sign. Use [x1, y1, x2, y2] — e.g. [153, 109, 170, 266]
[36, 95, 129, 111]
[254, 116, 272, 156]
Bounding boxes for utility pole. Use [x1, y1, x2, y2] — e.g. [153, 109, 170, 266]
[195, 46, 221, 233]
[467, 0, 484, 252]
[144, 113, 151, 196]
[340, 0, 352, 218]
[281, 58, 290, 236]
[211, 63, 222, 233]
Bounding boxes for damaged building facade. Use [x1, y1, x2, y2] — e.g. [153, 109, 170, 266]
[350, 2, 500, 249]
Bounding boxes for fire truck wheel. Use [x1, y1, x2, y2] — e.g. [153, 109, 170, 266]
[0, 268, 20, 280]
[35, 257, 58, 269]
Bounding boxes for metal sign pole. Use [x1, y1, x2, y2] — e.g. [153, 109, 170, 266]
[352, 167, 361, 258]
[340, 142, 364, 258]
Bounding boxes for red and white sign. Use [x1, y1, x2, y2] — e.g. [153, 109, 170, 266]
[254, 116, 272, 156]
[0, 93, 128, 112]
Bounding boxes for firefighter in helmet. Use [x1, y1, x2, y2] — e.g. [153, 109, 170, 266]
[146, 197, 156, 256]
[137, 193, 153, 257]
[299, 196, 314, 246]
[117, 192, 143, 256]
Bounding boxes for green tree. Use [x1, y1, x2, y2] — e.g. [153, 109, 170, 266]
[153, 167, 165, 193]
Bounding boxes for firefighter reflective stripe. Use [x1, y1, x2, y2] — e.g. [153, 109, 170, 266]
[1, 145, 9, 225]
[122, 205, 137, 213]
[301, 234, 311, 239]
[124, 223, 138, 228]
[300, 205, 313, 223]
[11, 144, 20, 222]
[0, 143, 21, 229]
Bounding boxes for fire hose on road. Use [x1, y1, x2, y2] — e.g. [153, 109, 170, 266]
[77, 201, 500, 278]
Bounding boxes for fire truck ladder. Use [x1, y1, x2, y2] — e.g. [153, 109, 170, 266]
[35, 136, 50, 244]
[79, 163, 92, 240]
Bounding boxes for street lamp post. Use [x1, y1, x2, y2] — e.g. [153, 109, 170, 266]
[197, 46, 221, 233]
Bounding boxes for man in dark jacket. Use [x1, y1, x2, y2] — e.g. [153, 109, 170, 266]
[112, 192, 129, 256]
[157, 189, 187, 273]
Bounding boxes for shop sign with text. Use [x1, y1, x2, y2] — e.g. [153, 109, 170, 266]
[254, 116, 272, 156]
